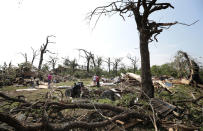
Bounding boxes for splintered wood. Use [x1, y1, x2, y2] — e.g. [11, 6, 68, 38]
[150, 98, 176, 117]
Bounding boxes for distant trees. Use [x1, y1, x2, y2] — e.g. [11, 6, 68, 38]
[63, 57, 78, 74]
[78, 49, 95, 73]
[151, 64, 177, 77]
[127, 54, 138, 73]
[104, 57, 112, 75]
[112, 58, 122, 76]
[48, 56, 58, 73]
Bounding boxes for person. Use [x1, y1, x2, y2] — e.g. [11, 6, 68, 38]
[96, 75, 100, 87]
[93, 75, 97, 86]
[48, 73, 52, 89]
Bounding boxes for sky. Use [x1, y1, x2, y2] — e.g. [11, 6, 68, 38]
[0, 0, 202, 68]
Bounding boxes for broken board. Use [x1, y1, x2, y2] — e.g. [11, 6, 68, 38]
[150, 98, 176, 117]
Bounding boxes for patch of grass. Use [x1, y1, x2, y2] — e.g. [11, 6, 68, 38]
[0, 86, 27, 92]
[118, 94, 137, 107]
[55, 78, 92, 86]
[96, 98, 117, 105]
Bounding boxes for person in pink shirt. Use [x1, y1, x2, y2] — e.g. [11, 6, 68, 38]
[48, 73, 52, 89]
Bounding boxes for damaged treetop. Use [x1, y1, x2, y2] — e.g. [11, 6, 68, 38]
[88, 0, 197, 98]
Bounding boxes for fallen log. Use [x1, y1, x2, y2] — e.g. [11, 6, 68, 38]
[126, 73, 141, 83]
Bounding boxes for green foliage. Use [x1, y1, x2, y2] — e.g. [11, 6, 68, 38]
[41, 63, 50, 73]
[199, 67, 203, 80]
[94, 67, 103, 76]
[97, 98, 114, 104]
[74, 70, 91, 78]
[0, 62, 17, 86]
[119, 94, 136, 107]
[151, 63, 177, 77]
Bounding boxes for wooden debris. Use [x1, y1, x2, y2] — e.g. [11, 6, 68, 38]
[126, 73, 141, 83]
[150, 98, 176, 117]
[153, 80, 173, 94]
[16, 88, 38, 91]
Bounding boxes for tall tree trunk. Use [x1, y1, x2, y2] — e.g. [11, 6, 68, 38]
[108, 58, 111, 74]
[133, 64, 136, 74]
[115, 64, 118, 76]
[108, 63, 110, 74]
[87, 58, 90, 73]
[140, 32, 154, 98]
[38, 52, 44, 71]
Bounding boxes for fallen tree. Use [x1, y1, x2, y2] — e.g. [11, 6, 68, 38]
[173, 50, 203, 86]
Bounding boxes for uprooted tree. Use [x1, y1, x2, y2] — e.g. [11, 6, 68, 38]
[88, 0, 196, 98]
[173, 50, 203, 86]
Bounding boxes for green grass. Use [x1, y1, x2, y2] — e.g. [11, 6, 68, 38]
[0, 86, 27, 92]
[55, 78, 92, 86]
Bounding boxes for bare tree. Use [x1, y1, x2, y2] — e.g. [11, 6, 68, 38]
[48, 56, 58, 72]
[113, 58, 122, 76]
[78, 49, 95, 73]
[19, 52, 28, 63]
[38, 35, 56, 71]
[104, 57, 112, 74]
[31, 47, 39, 66]
[127, 54, 139, 73]
[88, 0, 196, 98]
[95, 56, 103, 68]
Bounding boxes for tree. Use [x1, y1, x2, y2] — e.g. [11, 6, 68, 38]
[173, 50, 203, 85]
[38, 35, 56, 71]
[95, 56, 103, 68]
[48, 56, 58, 73]
[63, 57, 78, 74]
[19, 52, 28, 63]
[127, 54, 139, 73]
[31, 47, 39, 66]
[78, 49, 95, 73]
[112, 58, 122, 76]
[88, 0, 195, 98]
[104, 57, 112, 75]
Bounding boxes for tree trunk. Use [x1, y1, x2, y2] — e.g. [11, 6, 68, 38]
[133, 64, 136, 74]
[108, 64, 110, 74]
[87, 58, 90, 73]
[108, 58, 111, 74]
[38, 52, 44, 71]
[140, 32, 154, 98]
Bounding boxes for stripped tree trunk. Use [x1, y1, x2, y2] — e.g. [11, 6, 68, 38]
[140, 32, 154, 98]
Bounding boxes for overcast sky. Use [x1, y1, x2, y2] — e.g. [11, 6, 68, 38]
[0, 0, 202, 68]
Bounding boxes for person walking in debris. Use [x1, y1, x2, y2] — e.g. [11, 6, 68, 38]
[96, 75, 100, 87]
[93, 75, 97, 86]
[48, 73, 52, 89]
